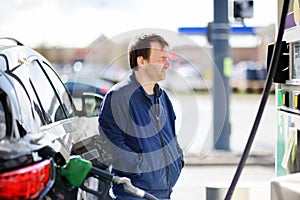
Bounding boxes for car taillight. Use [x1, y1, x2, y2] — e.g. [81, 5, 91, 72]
[0, 159, 53, 199]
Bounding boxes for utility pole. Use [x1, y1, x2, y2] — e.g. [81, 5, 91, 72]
[211, 0, 231, 150]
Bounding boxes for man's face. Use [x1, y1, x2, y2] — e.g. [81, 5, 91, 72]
[143, 42, 170, 82]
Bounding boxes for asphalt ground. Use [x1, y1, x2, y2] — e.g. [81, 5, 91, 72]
[171, 164, 274, 200]
[170, 93, 276, 200]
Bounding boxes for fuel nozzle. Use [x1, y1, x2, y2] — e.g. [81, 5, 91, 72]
[60, 156, 158, 200]
[60, 155, 93, 188]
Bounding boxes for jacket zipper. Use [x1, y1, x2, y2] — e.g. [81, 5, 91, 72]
[154, 95, 170, 189]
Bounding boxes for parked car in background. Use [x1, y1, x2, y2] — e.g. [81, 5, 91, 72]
[62, 62, 126, 112]
[0, 38, 110, 199]
[164, 63, 211, 92]
[230, 61, 268, 93]
[65, 81, 108, 97]
[64, 80, 112, 117]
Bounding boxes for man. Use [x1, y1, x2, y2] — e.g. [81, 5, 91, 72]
[98, 33, 184, 200]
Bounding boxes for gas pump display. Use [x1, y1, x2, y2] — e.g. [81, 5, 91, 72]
[292, 41, 300, 80]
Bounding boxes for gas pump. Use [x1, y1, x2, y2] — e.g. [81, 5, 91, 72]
[270, 1, 300, 199]
[274, 5, 300, 177]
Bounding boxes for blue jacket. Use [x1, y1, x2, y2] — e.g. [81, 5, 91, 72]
[98, 73, 184, 199]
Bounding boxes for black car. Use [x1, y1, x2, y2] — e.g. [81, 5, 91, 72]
[0, 38, 109, 199]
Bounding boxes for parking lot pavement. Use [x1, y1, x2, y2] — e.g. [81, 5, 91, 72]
[184, 150, 274, 166]
[172, 164, 275, 200]
[170, 93, 277, 200]
[175, 93, 276, 158]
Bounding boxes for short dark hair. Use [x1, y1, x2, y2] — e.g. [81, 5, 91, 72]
[128, 33, 169, 69]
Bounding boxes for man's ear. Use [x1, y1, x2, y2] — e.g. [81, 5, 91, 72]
[137, 56, 145, 66]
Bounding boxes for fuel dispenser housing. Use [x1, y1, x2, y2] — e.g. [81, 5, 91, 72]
[271, 4, 300, 199]
[273, 31, 300, 176]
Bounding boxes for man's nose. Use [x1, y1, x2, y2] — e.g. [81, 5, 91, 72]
[164, 60, 170, 68]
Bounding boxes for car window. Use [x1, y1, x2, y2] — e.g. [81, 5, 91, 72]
[11, 63, 47, 129]
[29, 60, 68, 122]
[40, 61, 74, 119]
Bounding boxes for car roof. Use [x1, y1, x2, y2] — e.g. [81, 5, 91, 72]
[0, 39, 55, 136]
[0, 38, 50, 72]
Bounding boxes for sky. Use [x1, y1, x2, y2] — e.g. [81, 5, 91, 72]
[0, 0, 277, 48]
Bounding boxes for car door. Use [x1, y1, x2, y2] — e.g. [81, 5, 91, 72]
[11, 56, 80, 161]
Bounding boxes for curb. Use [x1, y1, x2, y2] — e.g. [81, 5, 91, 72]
[184, 150, 275, 166]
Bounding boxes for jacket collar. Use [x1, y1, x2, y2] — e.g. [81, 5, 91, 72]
[129, 72, 162, 98]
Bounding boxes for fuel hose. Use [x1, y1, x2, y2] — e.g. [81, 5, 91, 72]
[224, 0, 290, 199]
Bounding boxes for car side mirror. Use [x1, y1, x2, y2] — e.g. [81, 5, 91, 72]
[81, 92, 103, 117]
